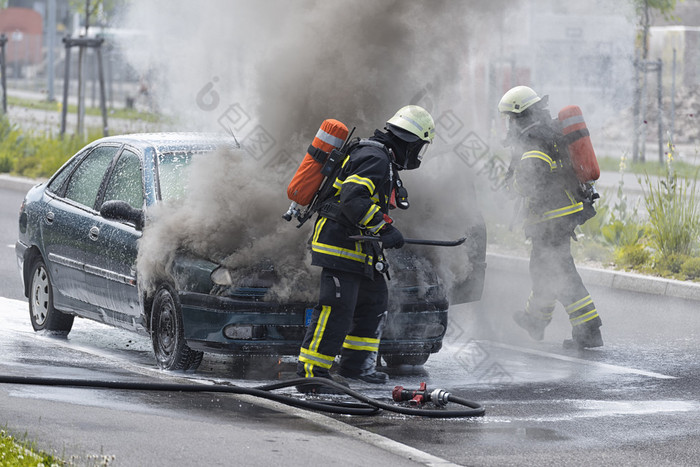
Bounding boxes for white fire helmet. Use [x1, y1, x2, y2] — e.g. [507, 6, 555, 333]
[386, 105, 436, 143]
[498, 86, 541, 115]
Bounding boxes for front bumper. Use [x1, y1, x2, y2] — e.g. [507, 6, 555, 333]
[179, 291, 448, 356]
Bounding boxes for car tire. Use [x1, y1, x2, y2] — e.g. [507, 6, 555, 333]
[382, 353, 430, 367]
[150, 285, 203, 371]
[28, 258, 74, 335]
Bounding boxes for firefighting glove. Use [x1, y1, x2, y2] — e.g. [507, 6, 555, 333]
[380, 225, 404, 249]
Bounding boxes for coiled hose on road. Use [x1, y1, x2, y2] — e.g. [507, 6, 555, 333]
[0, 374, 485, 418]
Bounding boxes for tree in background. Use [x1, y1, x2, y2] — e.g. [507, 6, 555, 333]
[634, 0, 680, 59]
[630, 0, 679, 162]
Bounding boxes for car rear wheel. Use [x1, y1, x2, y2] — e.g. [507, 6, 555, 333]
[150, 286, 203, 371]
[28, 258, 74, 335]
[382, 353, 430, 367]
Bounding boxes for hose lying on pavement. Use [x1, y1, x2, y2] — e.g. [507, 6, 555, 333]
[0, 375, 485, 418]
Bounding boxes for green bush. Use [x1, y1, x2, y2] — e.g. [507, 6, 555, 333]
[680, 257, 700, 280]
[613, 244, 651, 270]
[600, 219, 647, 248]
[640, 162, 700, 260]
[0, 115, 100, 178]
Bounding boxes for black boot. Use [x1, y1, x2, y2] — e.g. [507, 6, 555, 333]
[513, 310, 548, 341]
[565, 324, 604, 349]
[338, 367, 389, 384]
[295, 362, 350, 395]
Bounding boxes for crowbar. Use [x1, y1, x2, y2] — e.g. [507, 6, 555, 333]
[348, 235, 467, 247]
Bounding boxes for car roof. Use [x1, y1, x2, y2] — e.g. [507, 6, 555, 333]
[94, 132, 239, 155]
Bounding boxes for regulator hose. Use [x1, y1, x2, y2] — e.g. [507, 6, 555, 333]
[0, 375, 485, 418]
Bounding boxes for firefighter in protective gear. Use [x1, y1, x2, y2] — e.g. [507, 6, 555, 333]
[296, 105, 435, 393]
[498, 86, 603, 349]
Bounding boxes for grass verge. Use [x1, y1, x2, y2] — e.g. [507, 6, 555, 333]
[0, 428, 60, 466]
[7, 95, 163, 123]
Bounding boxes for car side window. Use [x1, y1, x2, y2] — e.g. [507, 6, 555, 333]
[46, 152, 83, 195]
[64, 145, 120, 209]
[102, 149, 144, 209]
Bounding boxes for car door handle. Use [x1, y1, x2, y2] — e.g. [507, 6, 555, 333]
[45, 211, 55, 224]
[89, 226, 100, 241]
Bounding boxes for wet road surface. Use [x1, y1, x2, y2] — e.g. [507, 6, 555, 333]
[2, 264, 699, 467]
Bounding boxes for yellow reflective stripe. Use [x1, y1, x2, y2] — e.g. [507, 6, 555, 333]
[359, 204, 380, 226]
[542, 202, 583, 220]
[309, 305, 331, 352]
[312, 217, 372, 264]
[565, 189, 577, 204]
[299, 347, 335, 369]
[570, 309, 599, 326]
[566, 295, 593, 314]
[332, 177, 343, 190]
[342, 335, 380, 352]
[302, 362, 314, 377]
[366, 219, 386, 234]
[312, 242, 371, 263]
[344, 174, 375, 193]
[522, 150, 556, 170]
[341, 155, 350, 168]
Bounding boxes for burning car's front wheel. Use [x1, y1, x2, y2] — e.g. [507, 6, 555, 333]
[151, 286, 203, 371]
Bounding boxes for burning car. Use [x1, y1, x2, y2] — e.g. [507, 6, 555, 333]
[16, 133, 486, 371]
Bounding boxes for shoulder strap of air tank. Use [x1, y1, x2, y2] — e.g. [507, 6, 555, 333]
[357, 138, 389, 154]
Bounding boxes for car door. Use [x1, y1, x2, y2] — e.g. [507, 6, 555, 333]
[43, 144, 122, 318]
[88, 147, 145, 330]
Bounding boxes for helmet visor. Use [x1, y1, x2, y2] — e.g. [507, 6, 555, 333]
[406, 141, 429, 169]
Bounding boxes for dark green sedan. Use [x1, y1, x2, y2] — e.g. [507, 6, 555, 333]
[16, 133, 485, 371]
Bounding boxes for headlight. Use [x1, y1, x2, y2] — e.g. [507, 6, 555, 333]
[210, 266, 233, 286]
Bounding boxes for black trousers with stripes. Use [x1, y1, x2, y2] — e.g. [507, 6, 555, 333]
[297, 268, 387, 377]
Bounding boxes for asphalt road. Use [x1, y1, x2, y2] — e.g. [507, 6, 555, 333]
[2, 177, 700, 466]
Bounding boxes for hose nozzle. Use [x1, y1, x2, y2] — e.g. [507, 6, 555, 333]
[392, 383, 451, 407]
[282, 201, 301, 222]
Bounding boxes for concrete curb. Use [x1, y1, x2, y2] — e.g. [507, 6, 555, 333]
[487, 252, 700, 302]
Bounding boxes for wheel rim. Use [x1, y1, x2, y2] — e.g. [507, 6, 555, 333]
[31, 264, 50, 326]
[156, 293, 177, 357]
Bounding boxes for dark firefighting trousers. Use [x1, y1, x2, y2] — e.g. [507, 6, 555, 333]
[526, 233, 602, 331]
[297, 268, 388, 378]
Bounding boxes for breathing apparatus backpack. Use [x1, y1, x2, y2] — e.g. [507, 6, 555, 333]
[283, 119, 355, 227]
[505, 104, 600, 229]
[557, 105, 600, 183]
[554, 105, 600, 225]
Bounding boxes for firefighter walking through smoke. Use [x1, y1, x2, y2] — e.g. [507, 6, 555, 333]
[296, 105, 436, 393]
[498, 86, 603, 349]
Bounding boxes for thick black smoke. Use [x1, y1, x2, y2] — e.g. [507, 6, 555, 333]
[120, 0, 515, 301]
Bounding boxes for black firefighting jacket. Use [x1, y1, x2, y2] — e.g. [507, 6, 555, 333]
[311, 132, 395, 277]
[512, 122, 588, 239]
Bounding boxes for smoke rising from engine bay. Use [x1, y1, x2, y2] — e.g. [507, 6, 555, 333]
[120, 0, 515, 302]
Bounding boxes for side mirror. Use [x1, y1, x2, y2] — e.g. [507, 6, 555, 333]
[100, 200, 145, 230]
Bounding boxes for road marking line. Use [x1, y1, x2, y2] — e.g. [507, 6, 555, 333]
[488, 341, 676, 380]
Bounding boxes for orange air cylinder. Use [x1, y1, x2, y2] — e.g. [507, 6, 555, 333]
[287, 119, 349, 206]
[558, 105, 600, 182]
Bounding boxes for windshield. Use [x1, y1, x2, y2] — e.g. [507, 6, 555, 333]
[157, 151, 196, 201]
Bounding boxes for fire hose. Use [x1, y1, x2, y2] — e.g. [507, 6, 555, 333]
[0, 375, 484, 418]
